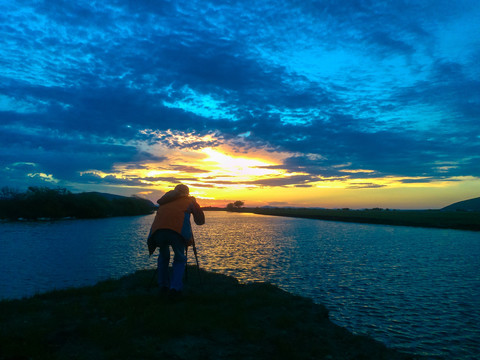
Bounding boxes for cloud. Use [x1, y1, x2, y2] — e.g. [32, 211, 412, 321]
[169, 165, 209, 174]
[225, 175, 320, 188]
[267, 201, 290, 206]
[1, 0, 479, 200]
[140, 175, 199, 184]
[77, 173, 146, 186]
[346, 183, 387, 189]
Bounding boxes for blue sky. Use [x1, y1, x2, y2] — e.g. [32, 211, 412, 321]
[1, 0, 479, 208]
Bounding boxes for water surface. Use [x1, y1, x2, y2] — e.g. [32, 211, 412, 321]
[1, 212, 479, 359]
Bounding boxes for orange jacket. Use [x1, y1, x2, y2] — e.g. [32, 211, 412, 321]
[148, 196, 205, 254]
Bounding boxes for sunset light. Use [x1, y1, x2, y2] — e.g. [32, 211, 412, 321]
[1, 0, 479, 209]
[200, 148, 282, 180]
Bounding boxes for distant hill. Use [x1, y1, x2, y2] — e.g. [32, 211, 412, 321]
[0, 187, 156, 220]
[442, 197, 480, 212]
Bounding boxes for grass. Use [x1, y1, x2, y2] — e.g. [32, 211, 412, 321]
[0, 267, 421, 360]
[244, 208, 480, 231]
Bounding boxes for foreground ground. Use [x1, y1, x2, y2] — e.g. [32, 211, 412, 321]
[0, 267, 422, 360]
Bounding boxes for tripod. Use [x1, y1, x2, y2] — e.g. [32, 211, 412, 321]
[185, 234, 203, 286]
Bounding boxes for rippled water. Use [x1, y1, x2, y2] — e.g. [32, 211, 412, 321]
[0, 215, 154, 299]
[195, 213, 480, 359]
[1, 212, 479, 359]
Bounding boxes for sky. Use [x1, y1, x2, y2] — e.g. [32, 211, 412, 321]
[1, 0, 479, 209]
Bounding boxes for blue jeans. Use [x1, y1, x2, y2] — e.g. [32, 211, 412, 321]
[152, 229, 187, 291]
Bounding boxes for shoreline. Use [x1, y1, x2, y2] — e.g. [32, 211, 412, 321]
[0, 268, 424, 359]
[222, 208, 480, 232]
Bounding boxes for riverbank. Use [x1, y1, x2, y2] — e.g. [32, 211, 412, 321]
[230, 208, 480, 231]
[0, 267, 421, 360]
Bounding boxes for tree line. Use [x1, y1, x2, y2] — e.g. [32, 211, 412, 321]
[0, 186, 156, 220]
[226, 201, 244, 211]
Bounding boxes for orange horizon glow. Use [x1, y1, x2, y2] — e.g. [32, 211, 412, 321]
[74, 139, 479, 210]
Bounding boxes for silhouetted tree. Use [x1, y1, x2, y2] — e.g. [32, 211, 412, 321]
[0, 186, 20, 199]
[226, 201, 245, 212]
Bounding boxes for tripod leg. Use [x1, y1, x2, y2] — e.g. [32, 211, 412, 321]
[192, 241, 203, 287]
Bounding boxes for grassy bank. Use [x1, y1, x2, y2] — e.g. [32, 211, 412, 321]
[0, 267, 420, 360]
[239, 208, 480, 231]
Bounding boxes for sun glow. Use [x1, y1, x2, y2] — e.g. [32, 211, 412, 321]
[72, 131, 479, 210]
[200, 148, 281, 180]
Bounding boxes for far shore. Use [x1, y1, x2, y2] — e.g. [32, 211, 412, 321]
[208, 207, 480, 231]
[0, 267, 422, 359]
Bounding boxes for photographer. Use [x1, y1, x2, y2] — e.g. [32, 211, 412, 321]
[147, 184, 205, 297]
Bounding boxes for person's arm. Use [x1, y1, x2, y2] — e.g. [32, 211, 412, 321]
[190, 197, 205, 225]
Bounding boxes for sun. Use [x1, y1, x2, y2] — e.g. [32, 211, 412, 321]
[200, 148, 282, 180]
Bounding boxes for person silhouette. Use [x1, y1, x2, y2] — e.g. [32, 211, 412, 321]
[147, 184, 205, 297]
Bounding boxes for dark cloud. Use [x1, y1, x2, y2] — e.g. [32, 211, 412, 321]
[1, 0, 479, 193]
[169, 165, 209, 174]
[347, 183, 386, 189]
[141, 176, 199, 184]
[187, 182, 220, 188]
[367, 31, 415, 55]
[77, 173, 143, 186]
[267, 201, 290, 206]
[204, 175, 321, 188]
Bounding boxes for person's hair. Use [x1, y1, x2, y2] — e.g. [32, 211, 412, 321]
[174, 184, 189, 195]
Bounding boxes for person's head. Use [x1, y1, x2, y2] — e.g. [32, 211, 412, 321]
[174, 184, 189, 195]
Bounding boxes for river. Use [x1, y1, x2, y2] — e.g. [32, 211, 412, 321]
[1, 211, 479, 359]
